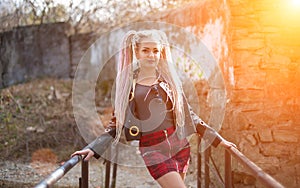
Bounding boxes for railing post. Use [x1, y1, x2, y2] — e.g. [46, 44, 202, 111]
[204, 146, 211, 188]
[111, 163, 118, 188]
[80, 160, 89, 188]
[105, 159, 111, 188]
[197, 136, 202, 188]
[225, 149, 232, 188]
[111, 144, 118, 188]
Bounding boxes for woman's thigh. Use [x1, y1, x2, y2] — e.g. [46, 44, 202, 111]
[156, 171, 186, 188]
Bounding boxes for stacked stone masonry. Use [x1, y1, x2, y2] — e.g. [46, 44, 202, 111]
[226, 0, 300, 187]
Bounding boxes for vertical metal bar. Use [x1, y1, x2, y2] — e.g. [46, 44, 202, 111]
[204, 147, 211, 188]
[197, 136, 201, 188]
[105, 159, 111, 188]
[111, 145, 118, 188]
[111, 163, 118, 188]
[225, 149, 232, 188]
[81, 160, 89, 188]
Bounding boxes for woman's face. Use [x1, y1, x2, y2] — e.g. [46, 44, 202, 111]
[135, 37, 161, 70]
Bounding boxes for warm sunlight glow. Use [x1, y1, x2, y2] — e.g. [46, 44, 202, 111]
[292, 0, 300, 6]
[281, 0, 300, 25]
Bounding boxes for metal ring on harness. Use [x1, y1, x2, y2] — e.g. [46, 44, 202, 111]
[129, 125, 139, 137]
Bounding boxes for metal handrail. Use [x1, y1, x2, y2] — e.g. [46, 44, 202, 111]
[34, 132, 114, 188]
[199, 144, 285, 188]
[225, 146, 284, 188]
[34, 138, 285, 188]
[34, 155, 88, 188]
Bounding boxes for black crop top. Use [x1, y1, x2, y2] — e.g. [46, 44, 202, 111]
[133, 83, 175, 135]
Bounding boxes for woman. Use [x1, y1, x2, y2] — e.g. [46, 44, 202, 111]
[72, 30, 235, 188]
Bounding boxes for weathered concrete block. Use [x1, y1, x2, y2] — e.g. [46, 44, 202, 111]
[233, 51, 262, 67]
[232, 28, 249, 38]
[252, 0, 279, 11]
[262, 26, 280, 33]
[243, 111, 275, 128]
[230, 111, 250, 130]
[241, 144, 263, 162]
[232, 38, 264, 50]
[263, 106, 294, 122]
[260, 143, 290, 156]
[258, 129, 273, 142]
[256, 156, 280, 175]
[246, 133, 257, 146]
[230, 16, 259, 29]
[231, 89, 264, 103]
[272, 45, 300, 60]
[260, 55, 291, 69]
[259, 11, 282, 27]
[273, 130, 298, 143]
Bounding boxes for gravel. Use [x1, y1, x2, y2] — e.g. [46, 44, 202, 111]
[0, 158, 198, 188]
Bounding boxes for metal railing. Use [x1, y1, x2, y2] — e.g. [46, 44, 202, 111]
[34, 139, 284, 188]
[225, 146, 284, 188]
[34, 155, 89, 188]
[198, 138, 284, 188]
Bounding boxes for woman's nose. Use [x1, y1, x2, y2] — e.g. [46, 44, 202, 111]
[148, 51, 154, 58]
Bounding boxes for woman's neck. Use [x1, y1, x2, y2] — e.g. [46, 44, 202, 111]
[137, 68, 158, 86]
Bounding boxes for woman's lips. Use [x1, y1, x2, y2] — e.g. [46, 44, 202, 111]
[147, 59, 156, 63]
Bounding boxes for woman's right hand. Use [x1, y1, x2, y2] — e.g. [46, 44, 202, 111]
[71, 148, 95, 161]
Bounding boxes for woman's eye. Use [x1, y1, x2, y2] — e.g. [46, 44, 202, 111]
[141, 49, 160, 54]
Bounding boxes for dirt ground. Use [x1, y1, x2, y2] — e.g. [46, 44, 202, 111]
[0, 78, 86, 163]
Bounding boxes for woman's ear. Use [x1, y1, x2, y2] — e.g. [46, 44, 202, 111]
[160, 48, 166, 60]
[134, 47, 139, 59]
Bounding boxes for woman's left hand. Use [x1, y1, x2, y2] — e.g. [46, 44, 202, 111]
[220, 139, 237, 149]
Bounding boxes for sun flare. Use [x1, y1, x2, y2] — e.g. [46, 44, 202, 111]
[292, 0, 300, 6]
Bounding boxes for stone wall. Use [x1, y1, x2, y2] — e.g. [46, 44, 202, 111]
[225, 0, 300, 187]
[153, 0, 300, 187]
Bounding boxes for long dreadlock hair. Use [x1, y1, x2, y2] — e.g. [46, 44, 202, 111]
[113, 29, 185, 143]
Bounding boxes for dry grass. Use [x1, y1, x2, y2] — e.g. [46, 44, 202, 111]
[0, 78, 86, 163]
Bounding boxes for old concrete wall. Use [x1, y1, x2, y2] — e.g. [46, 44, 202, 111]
[0, 24, 106, 88]
[0, 22, 70, 88]
[69, 32, 97, 78]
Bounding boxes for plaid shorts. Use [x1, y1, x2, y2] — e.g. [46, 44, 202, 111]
[139, 126, 190, 180]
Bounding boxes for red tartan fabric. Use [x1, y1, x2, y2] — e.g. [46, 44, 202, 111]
[139, 126, 191, 180]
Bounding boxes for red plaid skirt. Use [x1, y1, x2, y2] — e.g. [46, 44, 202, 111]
[139, 126, 190, 180]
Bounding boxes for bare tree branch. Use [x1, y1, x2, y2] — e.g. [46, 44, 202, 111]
[0, 0, 197, 33]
